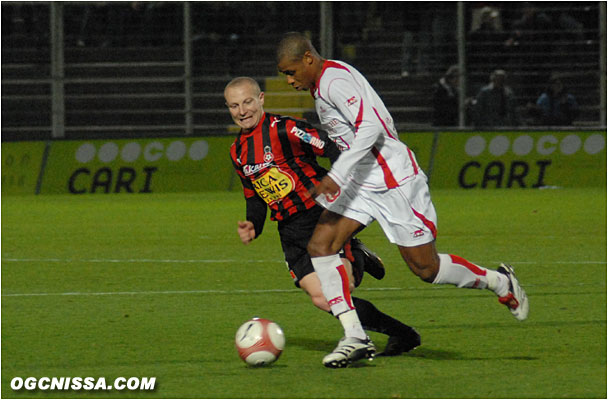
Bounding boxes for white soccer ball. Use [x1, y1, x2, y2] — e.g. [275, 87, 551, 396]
[235, 318, 285, 366]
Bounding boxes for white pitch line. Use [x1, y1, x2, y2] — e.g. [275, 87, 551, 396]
[2, 282, 604, 298]
[491, 261, 607, 265]
[1, 287, 406, 298]
[1, 258, 282, 264]
[2, 258, 606, 265]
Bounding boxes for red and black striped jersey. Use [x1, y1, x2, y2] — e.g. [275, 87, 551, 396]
[230, 112, 340, 224]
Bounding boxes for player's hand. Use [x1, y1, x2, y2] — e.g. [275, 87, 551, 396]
[237, 220, 256, 245]
[308, 175, 340, 199]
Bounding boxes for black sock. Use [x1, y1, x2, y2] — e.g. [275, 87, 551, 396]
[352, 296, 416, 337]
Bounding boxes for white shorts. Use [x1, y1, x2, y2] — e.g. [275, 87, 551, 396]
[316, 173, 438, 247]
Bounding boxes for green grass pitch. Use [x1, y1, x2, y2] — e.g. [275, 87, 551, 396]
[1, 188, 606, 398]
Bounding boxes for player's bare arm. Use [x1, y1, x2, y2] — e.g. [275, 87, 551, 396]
[308, 175, 340, 199]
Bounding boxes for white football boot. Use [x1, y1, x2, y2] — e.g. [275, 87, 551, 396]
[497, 263, 529, 321]
[322, 336, 376, 368]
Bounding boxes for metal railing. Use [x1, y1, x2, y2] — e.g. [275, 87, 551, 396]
[1, 1, 605, 141]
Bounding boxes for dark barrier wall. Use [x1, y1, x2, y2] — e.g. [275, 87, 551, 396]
[2, 131, 605, 195]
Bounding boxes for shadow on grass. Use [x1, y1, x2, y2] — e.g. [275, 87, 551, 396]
[288, 337, 539, 361]
[408, 347, 538, 361]
[287, 336, 339, 352]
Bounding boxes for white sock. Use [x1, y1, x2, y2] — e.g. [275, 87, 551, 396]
[433, 254, 509, 297]
[311, 254, 366, 339]
[338, 310, 367, 340]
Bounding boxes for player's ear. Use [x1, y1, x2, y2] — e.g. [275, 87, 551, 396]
[303, 51, 314, 65]
[259, 91, 265, 105]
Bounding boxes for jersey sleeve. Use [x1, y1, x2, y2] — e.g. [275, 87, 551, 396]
[313, 125, 341, 163]
[230, 149, 267, 238]
[245, 195, 267, 238]
[324, 77, 383, 186]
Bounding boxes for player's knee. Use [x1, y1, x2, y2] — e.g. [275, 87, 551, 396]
[307, 238, 332, 257]
[416, 267, 438, 283]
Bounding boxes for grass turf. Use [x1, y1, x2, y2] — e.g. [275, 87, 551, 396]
[1, 188, 606, 398]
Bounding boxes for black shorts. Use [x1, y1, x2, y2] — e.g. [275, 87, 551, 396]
[277, 205, 354, 287]
[277, 205, 324, 287]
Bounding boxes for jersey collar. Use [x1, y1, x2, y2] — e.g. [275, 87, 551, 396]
[312, 60, 350, 96]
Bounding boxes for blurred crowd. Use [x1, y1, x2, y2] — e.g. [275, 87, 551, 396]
[432, 66, 579, 128]
[427, 2, 591, 127]
[2, 1, 598, 128]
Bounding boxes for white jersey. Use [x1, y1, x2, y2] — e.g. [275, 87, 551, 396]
[312, 60, 420, 190]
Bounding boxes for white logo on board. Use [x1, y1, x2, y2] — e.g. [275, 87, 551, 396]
[464, 134, 605, 157]
[75, 140, 209, 163]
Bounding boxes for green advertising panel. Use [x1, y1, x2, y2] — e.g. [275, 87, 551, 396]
[3, 130, 605, 196]
[430, 131, 606, 188]
[40, 137, 236, 194]
[1, 141, 47, 195]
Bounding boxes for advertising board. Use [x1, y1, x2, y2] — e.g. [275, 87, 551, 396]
[2, 130, 604, 195]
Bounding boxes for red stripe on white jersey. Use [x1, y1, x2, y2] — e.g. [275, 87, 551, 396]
[314, 60, 351, 91]
[411, 207, 437, 238]
[372, 106, 418, 176]
[371, 147, 399, 189]
[450, 254, 487, 276]
[324, 60, 351, 72]
[354, 99, 364, 134]
[372, 107, 398, 140]
[406, 147, 419, 175]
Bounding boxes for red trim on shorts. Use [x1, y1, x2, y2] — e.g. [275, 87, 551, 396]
[336, 264, 355, 310]
[450, 254, 487, 276]
[372, 147, 399, 189]
[411, 208, 437, 238]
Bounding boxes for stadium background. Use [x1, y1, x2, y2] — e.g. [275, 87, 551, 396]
[1, 2, 606, 398]
[2, 2, 606, 196]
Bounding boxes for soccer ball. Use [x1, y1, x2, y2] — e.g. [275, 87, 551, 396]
[235, 318, 285, 366]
